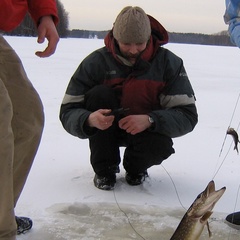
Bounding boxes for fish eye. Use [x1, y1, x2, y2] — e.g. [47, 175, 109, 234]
[196, 193, 201, 199]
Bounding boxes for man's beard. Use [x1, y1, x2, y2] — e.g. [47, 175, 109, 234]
[123, 53, 140, 61]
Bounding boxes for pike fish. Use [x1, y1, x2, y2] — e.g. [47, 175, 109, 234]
[170, 180, 226, 240]
[227, 127, 240, 154]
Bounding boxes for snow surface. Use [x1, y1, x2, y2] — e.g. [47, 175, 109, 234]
[5, 36, 240, 239]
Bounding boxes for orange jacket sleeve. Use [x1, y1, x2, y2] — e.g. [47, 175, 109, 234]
[28, 0, 59, 26]
[0, 0, 58, 32]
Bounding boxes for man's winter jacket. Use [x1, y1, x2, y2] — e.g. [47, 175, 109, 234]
[224, 0, 240, 47]
[60, 15, 198, 139]
[0, 0, 58, 31]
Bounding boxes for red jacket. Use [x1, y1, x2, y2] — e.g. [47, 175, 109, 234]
[0, 0, 58, 31]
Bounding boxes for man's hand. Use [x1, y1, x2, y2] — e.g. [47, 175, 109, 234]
[87, 109, 115, 130]
[35, 16, 59, 58]
[119, 115, 151, 135]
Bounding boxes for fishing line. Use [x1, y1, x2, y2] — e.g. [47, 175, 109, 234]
[161, 164, 186, 210]
[219, 93, 240, 157]
[232, 184, 240, 220]
[113, 188, 147, 240]
[212, 141, 233, 180]
[219, 133, 228, 158]
[227, 184, 240, 240]
[110, 95, 240, 240]
[112, 166, 186, 240]
[213, 118, 240, 179]
[229, 93, 240, 127]
[213, 93, 240, 240]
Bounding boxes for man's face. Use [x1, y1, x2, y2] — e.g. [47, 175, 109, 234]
[118, 42, 147, 64]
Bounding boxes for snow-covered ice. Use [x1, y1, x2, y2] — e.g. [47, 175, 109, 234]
[4, 36, 240, 239]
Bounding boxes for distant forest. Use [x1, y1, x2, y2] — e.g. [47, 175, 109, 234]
[68, 29, 234, 47]
[1, 0, 234, 47]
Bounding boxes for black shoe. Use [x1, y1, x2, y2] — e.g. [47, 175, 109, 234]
[93, 174, 116, 190]
[16, 216, 33, 234]
[225, 211, 240, 230]
[125, 170, 148, 186]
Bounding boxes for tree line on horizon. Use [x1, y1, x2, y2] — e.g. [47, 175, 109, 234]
[68, 29, 234, 47]
[1, 0, 69, 38]
[1, 0, 234, 47]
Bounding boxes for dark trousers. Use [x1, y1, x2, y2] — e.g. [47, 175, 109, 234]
[85, 85, 175, 176]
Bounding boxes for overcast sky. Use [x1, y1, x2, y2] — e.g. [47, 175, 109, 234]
[60, 0, 228, 34]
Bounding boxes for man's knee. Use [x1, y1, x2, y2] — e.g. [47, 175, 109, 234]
[123, 132, 175, 172]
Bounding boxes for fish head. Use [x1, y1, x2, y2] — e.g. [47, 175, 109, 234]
[227, 127, 236, 134]
[187, 180, 226, 219]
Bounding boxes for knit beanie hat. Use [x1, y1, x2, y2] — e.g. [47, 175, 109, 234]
[113, 6, 151, 43]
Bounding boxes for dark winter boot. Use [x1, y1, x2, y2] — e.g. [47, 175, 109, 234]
[93, 173, 116, 190]
[125, 170, 148, 186]
[16, 216, 33, 234]
[225, 211, 240, 230]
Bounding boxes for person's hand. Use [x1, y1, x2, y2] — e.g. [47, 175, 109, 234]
[87, 109, 115, 130]
[118, 115, 151, 135]
[35, 16, 59, 58]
